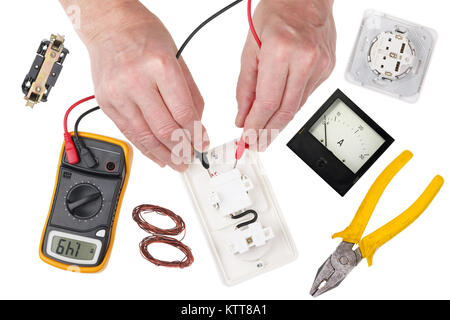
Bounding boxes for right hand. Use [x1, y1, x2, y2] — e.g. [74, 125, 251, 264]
[73, 0, 209, 171]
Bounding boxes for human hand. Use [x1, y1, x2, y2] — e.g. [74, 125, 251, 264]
[236, 0, 336, 150]
[62, 0, 208, 171]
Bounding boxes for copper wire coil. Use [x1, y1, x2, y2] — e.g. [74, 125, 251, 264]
[132, 204, 193, 268]
[132, 204, 186, 236]
[139, 235, 194, 269]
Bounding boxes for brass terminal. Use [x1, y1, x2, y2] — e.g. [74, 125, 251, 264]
[25, 34, 66, 108]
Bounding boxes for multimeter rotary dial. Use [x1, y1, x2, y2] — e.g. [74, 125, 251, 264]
[66, 183, 103, 220]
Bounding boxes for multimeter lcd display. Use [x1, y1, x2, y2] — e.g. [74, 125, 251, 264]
[288, 89, 394, 196]
[51, 236, 97, 261]
[309, 99, 386, 173]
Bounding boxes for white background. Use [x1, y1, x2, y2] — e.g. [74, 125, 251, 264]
[0, 0, 448, 300]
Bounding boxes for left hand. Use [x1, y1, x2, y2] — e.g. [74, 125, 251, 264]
[236, 0, 336, 149]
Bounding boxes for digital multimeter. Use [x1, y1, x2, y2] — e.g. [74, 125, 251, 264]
[39, 132, 132, 273]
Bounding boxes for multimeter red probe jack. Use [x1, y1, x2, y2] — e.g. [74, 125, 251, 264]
[63, 95, 96, 165]
[63, 0, 261, 169]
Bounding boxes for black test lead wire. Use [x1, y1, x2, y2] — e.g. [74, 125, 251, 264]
[73, 106, 101, 168]
[176, 0, 245, 173]
[176, 0, 244, 59]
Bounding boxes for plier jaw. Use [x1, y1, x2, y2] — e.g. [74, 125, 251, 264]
[310, 151, 444, 297]
[310, 242, 362, 298]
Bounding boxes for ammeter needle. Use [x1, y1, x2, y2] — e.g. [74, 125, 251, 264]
[323, 115, 328, 147]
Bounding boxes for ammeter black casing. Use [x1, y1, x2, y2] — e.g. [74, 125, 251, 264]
[288, 89, 394, 196]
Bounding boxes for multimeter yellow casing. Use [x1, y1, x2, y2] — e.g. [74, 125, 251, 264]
[39, 132, 132, 273]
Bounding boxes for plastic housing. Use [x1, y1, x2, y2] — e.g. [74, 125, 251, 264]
[183, 140, 298, 285]
[346, 10, 437, 103]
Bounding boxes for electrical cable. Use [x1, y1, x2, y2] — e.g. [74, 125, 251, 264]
[132, 204, 186, 237]
[73, 106, 101, 167]
[132, 204, 194, 268]
[235, 1, 261, 163]
[139, 236, 194, 269]
[246, 0, 261, 161]
[231, 209, 258, 229]
[64, 95, 96, 135]
[247, 0, 262, 48]
[176, 0, 247, 171]
[63, 95, 96, 164]
[177, 0, 261, 58]
[176, 0, 244, 59]
[74, 106, 101, 142]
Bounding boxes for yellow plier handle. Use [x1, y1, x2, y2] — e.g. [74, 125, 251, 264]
[333, 151, 414, 244]
[359, 175, 444, 266]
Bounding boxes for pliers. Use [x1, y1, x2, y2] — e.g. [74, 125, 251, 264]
[310, 151, 444, 297]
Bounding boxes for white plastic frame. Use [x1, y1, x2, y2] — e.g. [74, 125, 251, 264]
[183, 140, 297, 286]
[346, 10, 437, 103]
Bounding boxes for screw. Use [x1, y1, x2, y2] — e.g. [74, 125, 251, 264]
[339, 256, 349, 265]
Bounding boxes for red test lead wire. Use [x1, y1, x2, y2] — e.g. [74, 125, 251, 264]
[247, 0, 262, 48]
[235, 0, 261, 161]
[63, 95, 96, 164]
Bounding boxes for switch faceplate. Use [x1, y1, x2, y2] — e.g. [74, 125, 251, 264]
[210, 168, 253, 216]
